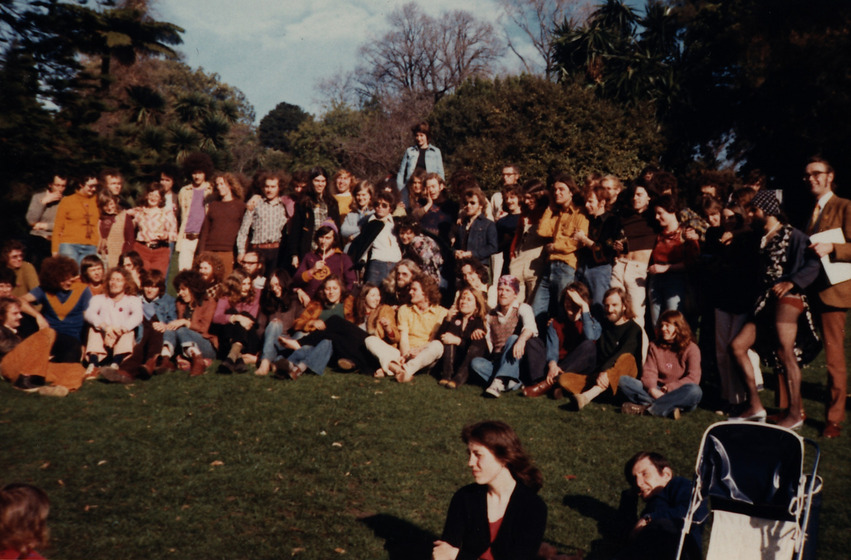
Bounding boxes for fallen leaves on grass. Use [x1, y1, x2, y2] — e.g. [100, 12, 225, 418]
[40, 462, 50, 469]
[332, 442, 343, 448]
[97, 460, 107, 466]
[210, 460, 225, 466]
[291, 547, 305, 556]
[334, 548, 346, 554]
[564, 475, 577, 480]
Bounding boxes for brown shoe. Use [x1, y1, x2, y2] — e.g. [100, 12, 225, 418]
[621, 402, 648, 416]
[100, 368, 135, 384]
[523, 377, 555, 398]
[823, 422, 841, 439]
[337, 358, 356, 371]
[189, 355, 209, 377]
[153, 355, 176, 375]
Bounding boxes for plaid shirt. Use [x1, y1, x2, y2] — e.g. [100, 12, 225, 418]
[237, 197, 288, 254]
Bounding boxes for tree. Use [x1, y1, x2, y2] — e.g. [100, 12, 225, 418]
[431, 74, 663, 189]
[258, 102, 310, 153]
[499, 0, 591, 79]
[357, 2, 503, 103]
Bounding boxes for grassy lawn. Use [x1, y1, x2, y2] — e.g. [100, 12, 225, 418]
[2, 355, 849, 559]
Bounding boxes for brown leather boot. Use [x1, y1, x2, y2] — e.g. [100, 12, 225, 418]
[558, 371, 588, 394]
[523, 377, 555, 397]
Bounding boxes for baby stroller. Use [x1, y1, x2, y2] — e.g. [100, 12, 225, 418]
[675, 422, 821, 560]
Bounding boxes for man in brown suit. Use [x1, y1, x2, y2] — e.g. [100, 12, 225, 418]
[804, 156, 851, 438]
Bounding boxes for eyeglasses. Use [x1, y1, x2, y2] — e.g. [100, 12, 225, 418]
[377, 202, 391, 208]
[803, 170, 828, 181]
[242, 261, 259, 265]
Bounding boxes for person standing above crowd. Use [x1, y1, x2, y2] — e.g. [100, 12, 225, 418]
[802, 156, 851, 439]
[175, 152, 215, 271]
[26, 173, 67, 269]
[396, 121, 444, 207]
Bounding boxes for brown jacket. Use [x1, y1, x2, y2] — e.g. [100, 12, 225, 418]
[806, 194, 851, 309]
[176, 297, 218, 348]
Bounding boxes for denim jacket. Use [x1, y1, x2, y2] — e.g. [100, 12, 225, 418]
[396, 145, 445, 205]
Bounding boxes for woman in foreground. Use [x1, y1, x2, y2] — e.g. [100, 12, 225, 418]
[434, 420, 546, 560]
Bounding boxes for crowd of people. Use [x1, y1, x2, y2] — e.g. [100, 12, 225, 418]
[1, 121, 848, 445]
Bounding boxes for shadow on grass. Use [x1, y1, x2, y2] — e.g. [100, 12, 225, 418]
[359, 513, 436, 560]
[563, 491, 635, 559]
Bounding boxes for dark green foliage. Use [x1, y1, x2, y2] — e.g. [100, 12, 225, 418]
[258, 101, 310, 153]
[431, 75, 664, 190]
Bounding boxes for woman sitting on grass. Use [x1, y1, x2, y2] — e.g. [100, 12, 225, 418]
[437, 287, 488, 389]
[433, 420, 547, 560]
[619, 310, 702, 419]
[0, 483, 51, 560]
[276, 274, 355, 378]
[277, 283, 399, 379]
[254, 269, 302, 377]
[151, 270, 217, 377]
[79, 254, 105, 296]
[213, 270, 261, 374]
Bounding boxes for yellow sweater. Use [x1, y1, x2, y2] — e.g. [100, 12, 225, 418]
[536, 204, 589, 269]
[52, 192, 101, 253]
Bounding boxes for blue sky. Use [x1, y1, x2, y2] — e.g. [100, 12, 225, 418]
[155, 0, 643, 123]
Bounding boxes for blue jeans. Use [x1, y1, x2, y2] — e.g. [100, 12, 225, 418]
[471, 335, 523, 384]
[578, 263, 612, 320]
[163, 327, 216, 359]
[648, 271, 686, 327]
[532, 261, 575, 324]
[619, 376, 702, 418]
[365, 260, 396, 285]
[58, 243, 99, 264]
[261, 320, 285, 361]
[288, 339, 333, 375]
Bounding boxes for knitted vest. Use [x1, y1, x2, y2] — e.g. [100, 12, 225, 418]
[489, 306, 520, 353]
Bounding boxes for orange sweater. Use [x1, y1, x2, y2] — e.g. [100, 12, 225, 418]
[52, 192, 101, 253]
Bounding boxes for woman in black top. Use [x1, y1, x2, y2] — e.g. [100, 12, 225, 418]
[434, 421, 546, 560]
[285, 167, 341, 271]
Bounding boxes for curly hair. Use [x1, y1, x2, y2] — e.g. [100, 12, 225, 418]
[193, 252, 225, 285]
[655, 310, 696, 360]
[462, 421, 542, 492]
[38, 256, 79, 293]
[106, 267, 138, 297]
[182, 152, 214, 180]
[0, 483, 50, 556]
[411, 273, 441, 307]
[172, 270, 207, 304]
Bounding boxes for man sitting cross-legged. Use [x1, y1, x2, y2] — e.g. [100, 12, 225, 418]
[470, 275, 544, 398]
[364, 273, 447, 382]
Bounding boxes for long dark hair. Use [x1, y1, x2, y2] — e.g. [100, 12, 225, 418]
[462, 421, 542, 492]
[260, 269, 293, 315]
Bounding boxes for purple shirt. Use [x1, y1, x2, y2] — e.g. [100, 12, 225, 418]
[185, 188, 207, 234]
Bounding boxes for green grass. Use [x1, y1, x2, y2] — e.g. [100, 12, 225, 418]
[2, 356, 849, 559]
